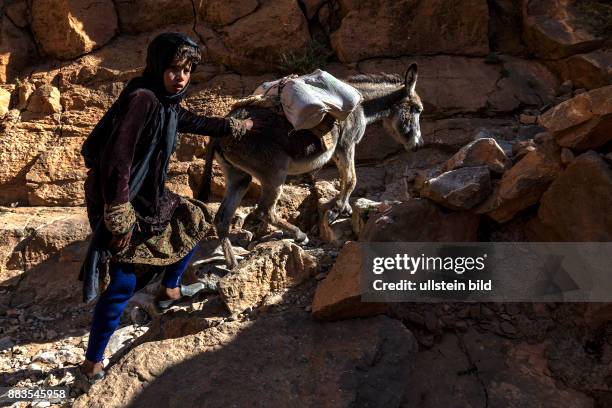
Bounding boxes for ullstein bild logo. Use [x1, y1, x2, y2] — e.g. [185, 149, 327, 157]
[361, 243, 612, 302]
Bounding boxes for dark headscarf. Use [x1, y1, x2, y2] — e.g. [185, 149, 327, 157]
[79, 32, 200, 303]
[142, 32, 199, 97]
[82, 32, 199, 169]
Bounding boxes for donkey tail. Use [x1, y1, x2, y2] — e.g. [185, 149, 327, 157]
[198, 139, 217, 202]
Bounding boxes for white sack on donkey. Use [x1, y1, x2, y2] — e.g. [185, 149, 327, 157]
[255, 69, 363, 130]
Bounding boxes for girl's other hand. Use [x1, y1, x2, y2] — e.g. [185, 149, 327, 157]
[109, 230, 132, 253]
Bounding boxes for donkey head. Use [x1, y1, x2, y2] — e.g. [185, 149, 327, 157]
[383, 63, 424, 151]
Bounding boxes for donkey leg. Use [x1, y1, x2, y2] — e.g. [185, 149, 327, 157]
[327, 143, 357, 223]
[214, 167, 252, 238]
[214, 162, 252, 269]
[256, 182, 309, 245]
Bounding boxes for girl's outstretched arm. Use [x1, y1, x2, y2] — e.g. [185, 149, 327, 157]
[177, 107, 258, 138]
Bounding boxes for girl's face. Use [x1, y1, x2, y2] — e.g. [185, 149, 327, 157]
[163, 62, 191, 94]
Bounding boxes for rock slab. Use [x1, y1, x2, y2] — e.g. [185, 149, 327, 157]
[74, 311, 418, 408]
[312, 241, 387, 321]
[218, 241, 317, 314]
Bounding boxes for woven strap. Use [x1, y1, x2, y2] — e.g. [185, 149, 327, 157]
[308, 114, 337, 138]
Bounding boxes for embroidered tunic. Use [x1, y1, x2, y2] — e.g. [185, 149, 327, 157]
[84, 88, 244, 265]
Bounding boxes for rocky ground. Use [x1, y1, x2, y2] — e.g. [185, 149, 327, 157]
[1, 0, 612, 406]
[1, 172, 612, 407]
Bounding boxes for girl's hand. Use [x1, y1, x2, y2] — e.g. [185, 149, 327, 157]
[243, 118, 266, 133]
[109, 230, 132, 253]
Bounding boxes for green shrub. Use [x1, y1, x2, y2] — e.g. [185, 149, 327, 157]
[278, 40, 334, 75]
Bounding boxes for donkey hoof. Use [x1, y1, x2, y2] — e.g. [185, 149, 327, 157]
[340, 205, 353, 217]
[325, 209, 339, 224]
[295, 232, 309, 246]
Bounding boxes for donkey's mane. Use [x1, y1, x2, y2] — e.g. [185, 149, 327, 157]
[345, 73, 403, 86]
[345, 73, 406, 122]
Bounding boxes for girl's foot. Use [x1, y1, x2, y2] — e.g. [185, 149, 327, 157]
[155, 283, 206, 311]
[80, 359, 104, 377]
[154, 285, 181, 303]
[75, 360, 105, 392]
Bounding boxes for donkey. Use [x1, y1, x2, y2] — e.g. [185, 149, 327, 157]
[200, 64, 423, 267]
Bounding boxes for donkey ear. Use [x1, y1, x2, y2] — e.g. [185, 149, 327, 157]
[404, 63, 418, 94]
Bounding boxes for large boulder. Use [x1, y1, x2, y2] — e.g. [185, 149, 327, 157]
[26, 136, 88, 206]
[486, 57, 558, 112]
[196, 0, 310, 74]
[114, 0, 193, 33]
[360, 198, 480, 242]
[420, 166, 492, 210]
[312, 241, 387, 320]
[476, 137, 563, 223]
[538, 85, 612, 151]
[522, 0, 604, 59]
[196, 0, 258, 27]
[443, 138, 512, 175]
[1, 207, 90, 307]
[30, 0, 118, 59]
[0, 15, 37, 84]
[73, 311, 418, 408]
[531, 151, 612, 241]
[19, 208, 90, 270]
[550, 49, 612, 90]
[0, 116, 59, 205]
[218, 241, 317, 314]
[331, 0, 489, 62]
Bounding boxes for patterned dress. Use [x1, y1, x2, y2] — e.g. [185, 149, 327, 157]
[84, 88, 245, 266]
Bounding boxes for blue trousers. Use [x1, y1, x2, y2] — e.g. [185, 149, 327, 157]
[85, 246, 197, 363]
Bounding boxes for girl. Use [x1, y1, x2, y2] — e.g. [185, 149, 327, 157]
[77, 32, 259, 384]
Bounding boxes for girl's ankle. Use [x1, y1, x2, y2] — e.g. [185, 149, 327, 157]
[81, 360, 104, 377]
[156, 285, 181, 301]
